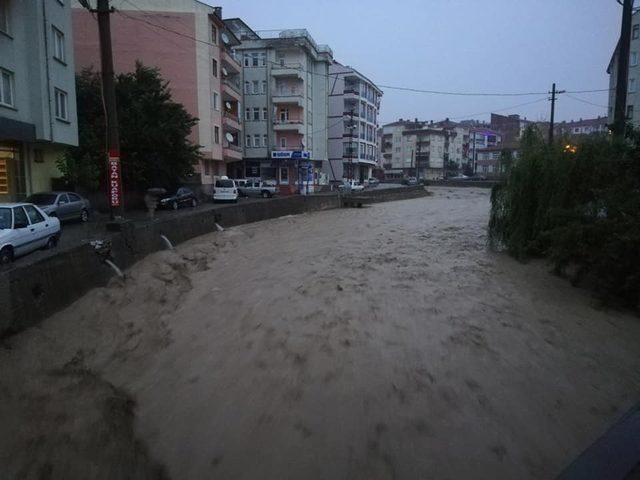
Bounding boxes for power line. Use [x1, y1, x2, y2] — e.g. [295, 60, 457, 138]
[112, 8, 612, 99]
[446, 97, 549, 121]
[565, 93, 609, 109]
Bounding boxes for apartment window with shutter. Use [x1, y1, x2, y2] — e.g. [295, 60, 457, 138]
[54, 88, 68, 120]
[251, 53, 259, 67]
[52, 26, 65, 63]
[244, 81, 250, 94]
[214, 126, 220, 144]
[212, 58, 218, 77]
[261, 80, 267, 94]
[259, 52, 266, 66]
[245, 108, 251, 121]
[0, 1, 9, 35]
[0, 68, 14, 107]
[262, 107, 267, 120]
[253, 134, 260, 147]
[211, 24, 217, 44]
[246, 135, 252, 147]
[213, 92, 219, 110]
[244, 54, 250, 67]
[263, 134, 268, 147]
[253, 107, 260, 121]
[252, 81, 259, 94]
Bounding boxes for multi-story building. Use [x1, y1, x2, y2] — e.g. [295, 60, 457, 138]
[0, 0, 78, 201]
[607, 11, 640, 126]
[468, 127, 502, 173]
[326, 61, 382, 183]
[224, 21, 333, 194]
[475, 146, 518, 178]
[555, 116, 609, 137]
[73, 2, 243, 195]
[490, 113, 534, 144]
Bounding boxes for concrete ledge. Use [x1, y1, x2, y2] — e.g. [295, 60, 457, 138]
[0, 188, 426, 337]
[427, 180, 498, 188]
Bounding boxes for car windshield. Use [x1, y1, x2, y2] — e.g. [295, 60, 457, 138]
[26, 194, 58, 205]
[215, 180, 234, 188]
[0, 208, 10, 229]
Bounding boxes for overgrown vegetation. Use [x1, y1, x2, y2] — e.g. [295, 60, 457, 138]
[489, 126, 640, 309]
[58, 62, 201, 192]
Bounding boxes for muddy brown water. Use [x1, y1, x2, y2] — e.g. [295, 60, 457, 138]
[1, 187, 640, 479]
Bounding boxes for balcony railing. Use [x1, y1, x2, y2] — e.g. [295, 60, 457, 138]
[273, 119, 303, 125]
[223, 111, 241, 123]
[224, 142, 242, 152]
[222, 78, 241, 94]
[273, 144, 305, 151]
[273, 90, 304, 98]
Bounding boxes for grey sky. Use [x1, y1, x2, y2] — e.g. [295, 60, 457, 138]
[213, 0, 620, 124]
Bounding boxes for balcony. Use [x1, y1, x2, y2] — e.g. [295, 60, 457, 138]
[221, 49, 241, 74]
[272, 91, 304, 107]
[223, 142, 243, 161]
[223, 111, 241, 131]
[273, 119, 304, 134]
[271, 63, 304, 80]
[273, 144, 305, 151]
[383, 152, 392, 158]
[222, 78, 241, 101]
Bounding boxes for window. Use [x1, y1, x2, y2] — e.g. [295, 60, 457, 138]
[245, 108, 251, 121]
[68, 193, 81, 202]
[261, 80, 267, 94]
[252, 81, 259, 94]
[212, 58, 218, 77]
[280, 137, 287, 148]
[259, 52, 266, 66]
[13, 207, 28, 228]
[253, 107, 260, 121]
[634, 24, 639, 40]
[263, 134, 268, 147]
[630, 77, 637, 93]
[24, 205, 45, 224]
[632, 52, 638, 67]
[213, 92, 219, 110]
[244, 54, 250, 67]
[246, 135, 252, 147]
[0, 68, 14, 107]
[54, 88, 68, 120]
[214, 125, 220, 144]
[251, 53, 259, 67]
[244, 81, 250, 94]
[279, 108, 289, 122]
[52, 26, 65, 63]
[204, 159, 211, 176]
[253, 134, 260, 147]
[627, 105, 634, 119]
[0, 0, 8, 34]
[279, 167, 288, 184]
[211, 24, 217, 44]
[262, 107, 268, 120]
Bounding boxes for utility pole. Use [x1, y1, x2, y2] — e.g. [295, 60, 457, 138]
[415, 136, 421, 184]
[348, 109, 355, 182]
[548, 83, 565, 146]
[96, 0, 124, 219]
[613, 0, 634, 137]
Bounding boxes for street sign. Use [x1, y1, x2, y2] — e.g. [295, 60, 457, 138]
[108, 152, 122, 207]
[271, 150, 310, 159]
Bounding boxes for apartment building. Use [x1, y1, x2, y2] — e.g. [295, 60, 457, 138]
[0, 0, 78, 201]
[468, 127, 501, 173]
[555, 116, 609, 136]
[608, 10, 640, 126]
[224, 20, 333, 194]
[72, 2, 243, 194]
[326, 61, 382, 183]
[475, 146, 518, 178]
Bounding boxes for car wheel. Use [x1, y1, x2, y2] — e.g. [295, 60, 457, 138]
[191, 198, 197, 207]
[172, 201, 178, 210]
[80, 209, 89, 222]
[261, 191, 270, 198]
[46, 236, 58, 250]
[0, 246, 13, 264]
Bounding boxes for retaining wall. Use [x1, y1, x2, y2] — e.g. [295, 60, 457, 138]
[0, 187, 426, 336]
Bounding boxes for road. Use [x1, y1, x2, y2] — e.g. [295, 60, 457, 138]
[2, 186, 639, 479]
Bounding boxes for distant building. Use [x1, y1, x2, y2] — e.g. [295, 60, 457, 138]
[490, 113, 532, 144]
[326, 61, 382, 183]
[73, 2, 243, 194]
[1, 0, 78, 201]
[555, 117, 609, 137]
[225, 21, 333, 194]
[607, 10, 640, 126]
[468, 128, 501, 174]
[475, 147, 518, 178]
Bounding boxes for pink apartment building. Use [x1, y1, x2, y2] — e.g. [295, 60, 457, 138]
[72, 1, 243, 194]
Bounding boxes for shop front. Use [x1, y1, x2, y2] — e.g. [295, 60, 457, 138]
[269, 150, 321, 195]
[0, 144, 26, 203]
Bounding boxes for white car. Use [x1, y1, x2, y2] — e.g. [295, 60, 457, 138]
[213, 177, 238, 203]
[338, 180, 365, 192]
[0, 203, 61, 264]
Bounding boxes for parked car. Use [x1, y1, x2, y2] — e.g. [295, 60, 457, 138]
[366, 178, 380, 187]
[338, 180, 365, 192]
[403, 177, 418, 186]
[239, 180, 279, 198]
[213, 177, 238, 203]
[26, 191, 91, 223]
[449, 174, 470, 180]
[0, 203, 61, 264]
[158, 187, 198, 210]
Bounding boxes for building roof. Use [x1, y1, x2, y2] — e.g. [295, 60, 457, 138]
[557, 116, 608, 128]
[331, 60, 383, 95]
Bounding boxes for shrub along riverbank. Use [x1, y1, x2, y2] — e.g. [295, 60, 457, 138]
[488, 127, 640, 310]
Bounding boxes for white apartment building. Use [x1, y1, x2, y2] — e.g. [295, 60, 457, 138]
[326, 61, 382, 183]
[608, 10, 640, 126]
[225, 20, 333, 194]
[0, 0, 78, 201]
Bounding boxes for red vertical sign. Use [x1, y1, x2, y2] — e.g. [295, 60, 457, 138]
[108, 150, 122, 207]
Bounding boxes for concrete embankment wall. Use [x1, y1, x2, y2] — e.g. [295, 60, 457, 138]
[0, 186, 427, 336]
[427, 180, 498, 189]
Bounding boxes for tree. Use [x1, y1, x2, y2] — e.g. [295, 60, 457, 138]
[59, 62, 201, 193]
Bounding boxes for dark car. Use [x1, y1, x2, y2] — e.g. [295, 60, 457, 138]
[26, 191, 91, 223]
[158, 187, 198, 210]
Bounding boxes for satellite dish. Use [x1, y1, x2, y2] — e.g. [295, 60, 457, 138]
[225, 132, 234, 142]
[225, 101, 232, 110]
[221, 67, 228, 77]
[221, 32, 230, 44]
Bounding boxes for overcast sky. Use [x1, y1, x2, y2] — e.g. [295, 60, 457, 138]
[212, 0, 621, 124]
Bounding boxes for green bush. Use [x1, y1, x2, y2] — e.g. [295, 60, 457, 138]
[489, 127, 640, 309]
